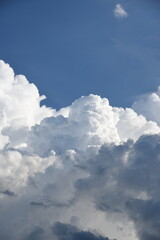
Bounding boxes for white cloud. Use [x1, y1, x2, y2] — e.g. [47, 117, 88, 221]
[132, 87, 160, 125]
[0, 150, 60, 193]
[0, 60, 57, 192]
[114, 3, 128, 18]
[25, 95, 160, 159]
[0, 60, 53, 133]
[0, 60, 159, 190]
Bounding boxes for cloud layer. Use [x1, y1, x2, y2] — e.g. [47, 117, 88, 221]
[0, 60, 160, 240]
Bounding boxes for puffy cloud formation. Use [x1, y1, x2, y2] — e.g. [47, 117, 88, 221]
[26, 94, 160, 157]
[73, 135, 160, 240]
[114, 4, 128, 18]
[0, 60, 58, 193]
[0, 60, 160, 240]
[0, 60, 53, 130]
[0, 150, 58, 192]
[132, 87, 160, 125]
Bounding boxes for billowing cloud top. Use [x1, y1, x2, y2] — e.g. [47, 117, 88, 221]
[0, 60, 160, 240]
[114, 3, 128, 18]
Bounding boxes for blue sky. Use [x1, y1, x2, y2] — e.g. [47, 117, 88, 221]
[0, 0, 160, 109]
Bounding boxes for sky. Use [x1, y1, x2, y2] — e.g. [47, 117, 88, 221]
[0, 0, 160, 108]
[1, 1, 160, 240]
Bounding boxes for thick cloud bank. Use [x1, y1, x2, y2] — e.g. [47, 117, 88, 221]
[0, 60, 160, 240]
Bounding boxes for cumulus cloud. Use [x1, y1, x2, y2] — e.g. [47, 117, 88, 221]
[0, 60, 160, 240]
[73, 134, 160, 240]
[26, 95, 160, 158]
[0, 150, 59, 193]
[0, 60, 53, 131]
[132, 87, 160, 125]
[114, 4, 128, 18]
[0, 60, 59, 193]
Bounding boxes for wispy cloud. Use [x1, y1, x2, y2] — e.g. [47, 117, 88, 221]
[114, 3, 128, 18]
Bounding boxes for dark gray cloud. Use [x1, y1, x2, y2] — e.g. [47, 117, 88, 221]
[24, 227, 45, 240]
[1, 134, 160, 240]
[126, 199, 160, 240]
[72, 134, 160, 240]
[52, 222, 110, 240]
[0, 190, 15, 197]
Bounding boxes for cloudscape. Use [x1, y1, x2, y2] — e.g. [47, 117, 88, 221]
[0, 1, 160, 240]
[0, 60, 160, 240]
